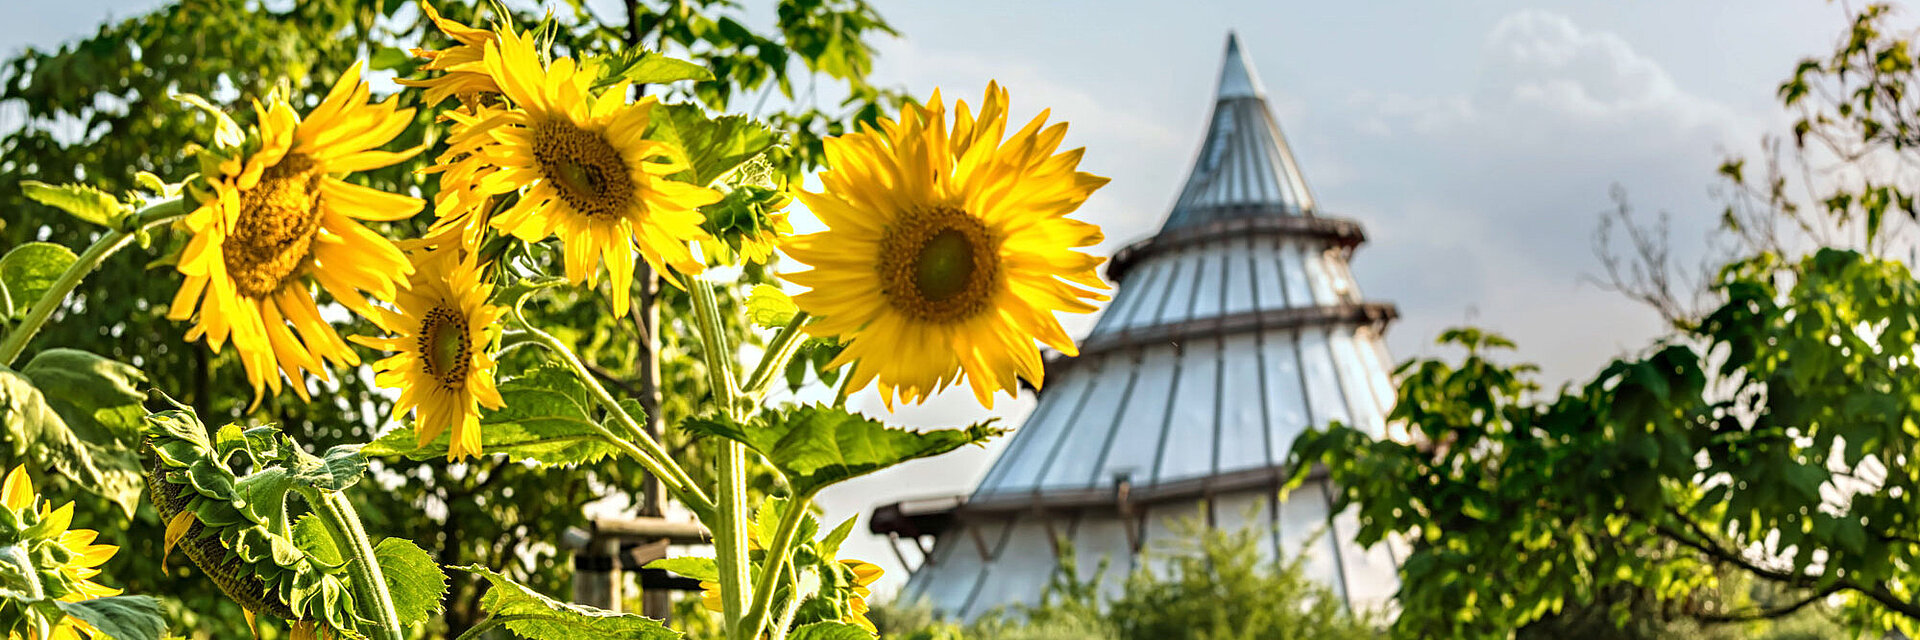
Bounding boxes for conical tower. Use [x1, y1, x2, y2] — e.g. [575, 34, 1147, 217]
[870, 33, 1401, 618]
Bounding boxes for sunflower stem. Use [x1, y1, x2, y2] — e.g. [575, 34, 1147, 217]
[308, 490, 404, 640]
[768, 578, 804, 640]
[0, 544, 42, 601]
[0, 196, 184, 367]
[742, 311, 811, 396]
[509, 311, 716, 521]
[740, 490, 815, 640]
[680, 272, 753, 640]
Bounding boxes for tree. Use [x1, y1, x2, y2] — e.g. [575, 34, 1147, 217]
[1287, 4, 1920, 637]
[0, 0, 901, 635]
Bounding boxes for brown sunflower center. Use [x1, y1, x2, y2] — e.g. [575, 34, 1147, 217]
[878, 206, 999, 323]
[418, 305, 471, 389]
[530, 119, 634, 219]
[224, 154, 324, 298]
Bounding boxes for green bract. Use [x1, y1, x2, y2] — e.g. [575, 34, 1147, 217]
[142, 401, 369, 635]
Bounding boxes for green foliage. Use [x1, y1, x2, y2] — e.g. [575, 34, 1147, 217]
[684, 405, 1004, 497]
[586, 49, 715, 90]
[375, 538, 448, 627]
[884, 525, 1373, 640]
[457, 565, 680, 639]
[0, 350, 150, 517]
[648, 104, 781, 188]
[745, 285, 799, 328]
[1106, 524, 1374, 640]
[364, 362, 620, 466]
[0, 243, 76, 322]
[52, 595, 168, 640]
[786, 621, 873, 640]
[1282, 5, 1920, 637]
[645, 557, 719, 583]
[1289, 248, 1920, 637]
[18, 181, 129, 229]
[143, 402, 369, 633]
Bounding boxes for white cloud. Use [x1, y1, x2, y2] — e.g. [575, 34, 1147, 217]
[1329, 9, 1770, 384]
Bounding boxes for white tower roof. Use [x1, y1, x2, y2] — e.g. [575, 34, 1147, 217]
[871, 34, 1403, 621]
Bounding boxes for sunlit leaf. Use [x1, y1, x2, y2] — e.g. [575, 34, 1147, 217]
[683, 405, 1004, 496]
[0, 243, 77, 320]
[589, 49, 713, 89]
[648, 103, 779, 187]
[20, 181, 128, 228]
[54, 595, 166, 640]
[376, 538, 447, 626]
[364, 364, 617, 466]
[458, 565, 680, 639]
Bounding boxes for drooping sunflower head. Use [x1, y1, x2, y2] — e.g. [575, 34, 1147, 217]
[0, 466, 122, 638]
[839, 559, 883, 632]
[168, 63, 424, 403]
[784, 83, 1111, 408]
[355, 247, 506, 461]
[397, 1, 501, 109]
[435, 24, 720, 316]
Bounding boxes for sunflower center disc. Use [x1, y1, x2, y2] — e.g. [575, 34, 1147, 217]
[531, 119, 634, 219]
[880, 206, 998, 323]
[914, 230, 975, 302]
[419, 305, 471, 388]
[225, 154, 324, 298]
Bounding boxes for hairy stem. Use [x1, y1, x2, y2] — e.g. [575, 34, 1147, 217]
[0, 197, 184, 367]
[510, 311, 716, 521]
[681, 273, 752, 640]
[742, 311, 812, 395]
[309, 490, 404, 640]
[740, 492, 814, 640]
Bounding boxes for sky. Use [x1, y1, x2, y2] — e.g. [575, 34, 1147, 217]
[4, 0, 1861, 600]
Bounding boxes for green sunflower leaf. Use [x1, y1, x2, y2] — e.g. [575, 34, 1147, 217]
[0, 242, 77, 321]
[363, 364, 616, 466]
[53, 595, 166, 640]
[0, 361, 130, 517]
[290, 515, 344, 568]
[286, 445, 368, 492]
[683, 405, 1006, 497]
[20, 181, 129, 229]
[375, 538, 447, 626]
[746, 285, 798, 328]
[458, 565, 680, 639]
[587, 49, 713, 90]
[786, 621, 875, 640]
[18, 350, 151, 516]
[642, 557, 718, 583]
[648, 104, 780, 187]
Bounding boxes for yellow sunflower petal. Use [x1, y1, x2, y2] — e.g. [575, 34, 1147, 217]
[783, 84, 1109, 408]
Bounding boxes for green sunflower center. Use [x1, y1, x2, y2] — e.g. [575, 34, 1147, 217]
[879, 206, 999, 323]
[418, 305, 471, 389]
[224, 153, 324, 298]
[530, 119, 635, 220]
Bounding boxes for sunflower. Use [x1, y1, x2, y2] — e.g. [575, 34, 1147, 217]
[435, 26, 721, 316]
[839, 559, 883, 632]
[396, 1, 500, 109]
[698, 559, 883, 632]
[782, 83, 1110, 408]
[354, 248, 506, 461]
[168, 63, 422, 402]
[414, 103, 513, 252]
[1, 466, 122, 640]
